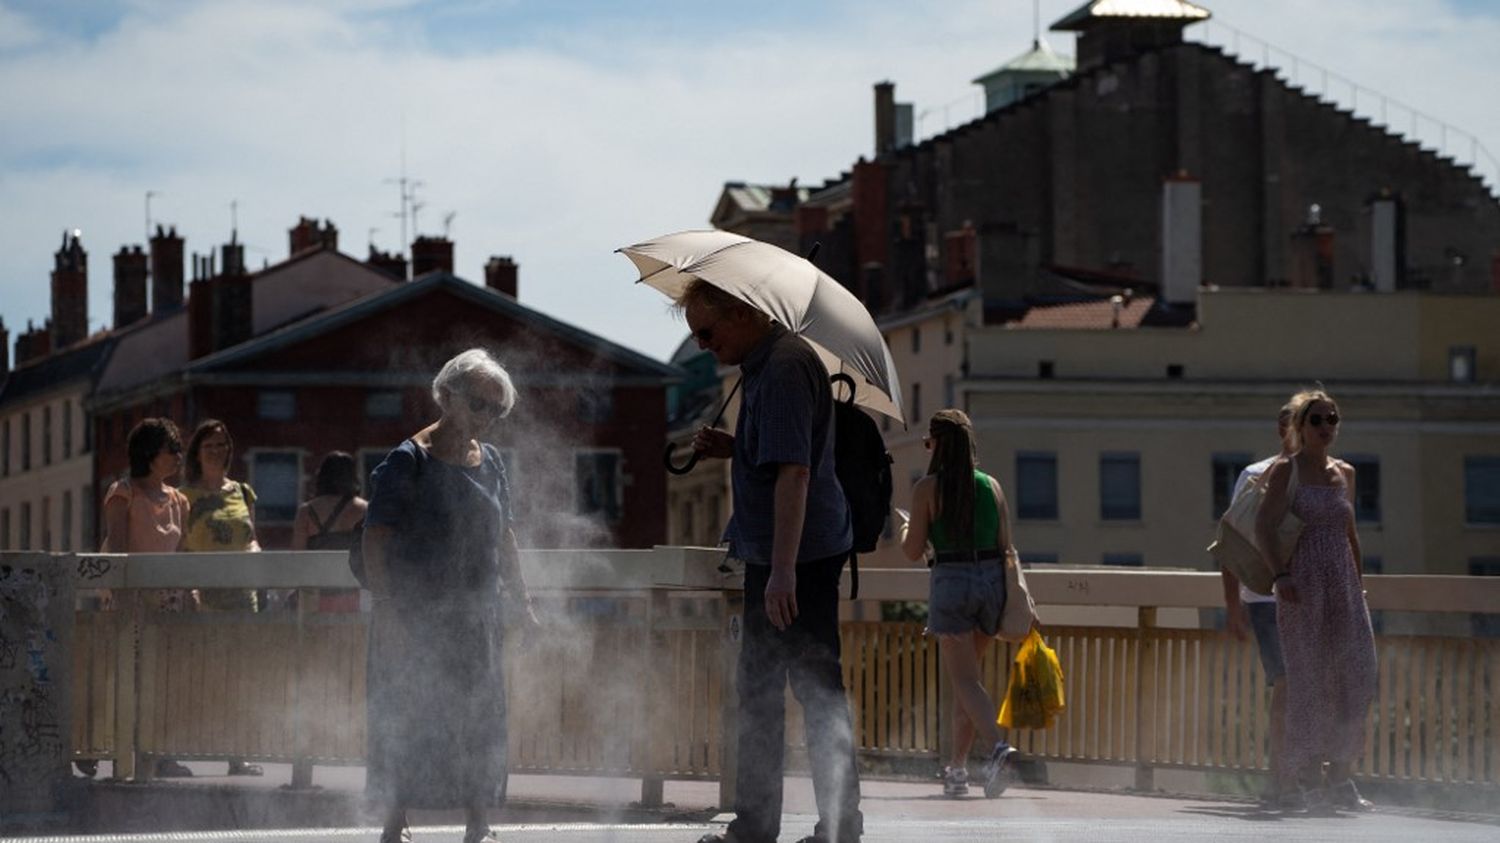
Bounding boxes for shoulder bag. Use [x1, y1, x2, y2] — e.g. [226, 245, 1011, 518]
[1208, 458, 1304, 595]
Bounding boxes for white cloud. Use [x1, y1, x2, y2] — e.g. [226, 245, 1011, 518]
[0, 0, 1496, 361]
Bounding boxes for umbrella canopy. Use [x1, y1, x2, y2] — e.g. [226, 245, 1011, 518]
[619, 230, 905, 423]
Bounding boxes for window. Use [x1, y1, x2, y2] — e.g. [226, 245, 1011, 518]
[1102, 553, 1144, 567]
[1100, 452, 1142, 520]
[22, 411, 31, 471]
[1450, 346, 1476, 382]
[1, 418, 8, 476]
[1465, 456, 1500, 524]
[41, 496, 52, 549]
[19, 502, 31, 550]
[365, 391, 403, 420]
[944, 374, 955, 408]
[82, 412, 92, 454]
[911, 327, 921, 355]
[80, 484, 94, 550]
[1345, 455, 1381, 523]
[1038, 361, 1055, 379]
[575, 450, 622, 522]
[1211, 453, 1253, 517]
[43, 405, 52, 466]
[1016, 452, 1058, 520]
[1166, 364, 1184, 379]
[1471, 558, 1500, 637]
[250, 452, 301, 522]
[61, 491, 73, 552]
[257, 390, 297, 421]
[577, 391, 614, 424]
[1, 507, 9, 549]
[911, 383, 922, 422]
[63, 399, 73, 459]
[944, 317, 954, 346]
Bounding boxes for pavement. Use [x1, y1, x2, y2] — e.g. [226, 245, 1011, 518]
[14, 760, 1498, 843]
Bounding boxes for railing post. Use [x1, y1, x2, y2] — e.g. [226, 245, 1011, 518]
[718, 589, 744, 812]
[289, 587, 315, 789]
[111, 589, 143, 781]
[638, 587, 669, 808]
[1134, 606, 1158, 792]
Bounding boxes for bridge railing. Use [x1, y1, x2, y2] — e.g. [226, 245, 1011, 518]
[41, 551, 1500, 807]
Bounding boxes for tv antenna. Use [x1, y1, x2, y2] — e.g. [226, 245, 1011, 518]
[442, 211, 456, 239]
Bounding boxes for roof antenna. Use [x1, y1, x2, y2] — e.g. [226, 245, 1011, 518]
[229, 199, 238, 243]
[1033, 0, 1041, 48]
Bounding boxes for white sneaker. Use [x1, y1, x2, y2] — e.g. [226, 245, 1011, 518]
[942, 765, 970, 798]
[981, 742, 1017, 798]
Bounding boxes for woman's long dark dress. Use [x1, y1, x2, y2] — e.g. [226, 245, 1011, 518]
[365, 439, 512, 808]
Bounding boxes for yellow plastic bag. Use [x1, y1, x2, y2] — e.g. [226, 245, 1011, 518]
[997, 629, 1066, 729]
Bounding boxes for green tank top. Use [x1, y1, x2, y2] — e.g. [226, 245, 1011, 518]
[929, 470, 1001, 552]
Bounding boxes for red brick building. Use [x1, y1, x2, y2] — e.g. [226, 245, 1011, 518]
[88, 232, 677, 549]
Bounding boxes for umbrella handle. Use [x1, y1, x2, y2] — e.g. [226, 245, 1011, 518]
[830, 372, 857, 406]
[664, 442, 701, 475]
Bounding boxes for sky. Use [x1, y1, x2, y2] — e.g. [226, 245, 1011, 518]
[2, 0, 1498, 364]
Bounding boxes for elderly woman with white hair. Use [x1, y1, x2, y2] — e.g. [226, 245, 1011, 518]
[362, 348, 537, 843]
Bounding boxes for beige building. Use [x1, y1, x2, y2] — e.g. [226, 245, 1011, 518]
[945, 287, 1500, 580]
[0, 336, 111, 552]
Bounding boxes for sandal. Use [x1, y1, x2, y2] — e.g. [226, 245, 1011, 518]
[1328, 779, 1374, 811]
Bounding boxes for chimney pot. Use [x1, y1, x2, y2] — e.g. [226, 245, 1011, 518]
[484, 255, 518, 298]
[113, 244, 149, 328]
[50, 230, 89, 349]
[411, 235, 454, 277]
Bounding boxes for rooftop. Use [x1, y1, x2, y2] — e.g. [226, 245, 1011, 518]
[1052, 0, 1212, 31]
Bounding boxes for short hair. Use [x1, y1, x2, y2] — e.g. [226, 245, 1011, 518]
[431, 348, 516, 417]
[127, 418, 182, 479]
[673, 279, 768, 326]
[184, 419, 233, 482]
[314, 451, 359, 497]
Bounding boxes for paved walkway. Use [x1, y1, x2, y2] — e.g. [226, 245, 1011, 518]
[30, 761, 1498, 842]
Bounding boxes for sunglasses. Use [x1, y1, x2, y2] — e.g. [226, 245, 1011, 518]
[467, 395, 503, 416]
[1307, 412, 1340, 428]
[692, 317, 724, 345]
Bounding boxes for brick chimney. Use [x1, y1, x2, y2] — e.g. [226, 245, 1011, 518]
[113, 245, 149, 328]
[150, 225, 185, 314]
[50, 230, 88, 349]
[367, 246, 408, 281]
[187, 243, 253, 359]
[874, 81, 896, 157]
[484, 256, 518, 298]
[289, 216, 339, 256]
[15, 319, 52, 366]
[411, 235, 454, 277]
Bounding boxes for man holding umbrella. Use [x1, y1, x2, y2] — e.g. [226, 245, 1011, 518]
[680, 278, 863, 843]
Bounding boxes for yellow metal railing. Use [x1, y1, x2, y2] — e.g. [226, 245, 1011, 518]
[52, 552, 1500, 806]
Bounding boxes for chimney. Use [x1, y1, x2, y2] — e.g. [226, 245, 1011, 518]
[188, 274, 214, 359]
[411, 235, 454, 277]
[851, 159, 890, 304]
[15, 319, 52, 366]
[50, 230, 89, 349]
[187, 245, 253, 359]
[1159, 174, 1202, 305]
[874, 81, 896, 157]
[289, 216, 338, 256]
[366, 246, 408, 281]
[113, 245, 149, 328]
[1368, 191, 1404, 292]
[149, 225, 185, 313]
[1288, 204, 1334, 289]
[484, 256, 518, 298]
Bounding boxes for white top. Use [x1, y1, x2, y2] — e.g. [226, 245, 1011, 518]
[1230, 455, 1281, 604]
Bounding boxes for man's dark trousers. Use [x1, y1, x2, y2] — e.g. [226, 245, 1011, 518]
[728, 554, 863, 843]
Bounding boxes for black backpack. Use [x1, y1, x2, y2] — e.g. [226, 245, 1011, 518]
[831, 373, 894, 598]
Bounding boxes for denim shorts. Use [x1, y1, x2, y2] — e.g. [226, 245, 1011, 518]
[1247, 600, 1286, 685]
[927, 562, 1007, 637]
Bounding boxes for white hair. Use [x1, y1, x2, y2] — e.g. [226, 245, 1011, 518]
[431, 348, 516, 417]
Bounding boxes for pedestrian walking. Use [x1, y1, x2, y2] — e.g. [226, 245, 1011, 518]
[681, 278, 863, 843]
[362, 349, 538, 843]
[1256, 388, 1377, 811]
[900, 409, 1017, 799]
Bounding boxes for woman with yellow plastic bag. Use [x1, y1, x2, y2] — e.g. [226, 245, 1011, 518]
[901, 409, 1020, 799]
[998, 629, 1066, 730]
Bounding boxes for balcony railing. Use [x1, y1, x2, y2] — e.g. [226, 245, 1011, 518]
[12, 550, 1498, 809]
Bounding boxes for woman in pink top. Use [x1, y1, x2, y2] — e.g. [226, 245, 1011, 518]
[102, 418, 189, 554]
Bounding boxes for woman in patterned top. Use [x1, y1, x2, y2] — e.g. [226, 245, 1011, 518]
[179, 418, 264, 777]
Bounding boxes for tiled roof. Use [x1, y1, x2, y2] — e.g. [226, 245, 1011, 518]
[1053, 0, 1211, 31]
[1009, 295, 1157, 329]
[0, 334, 115, 408]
